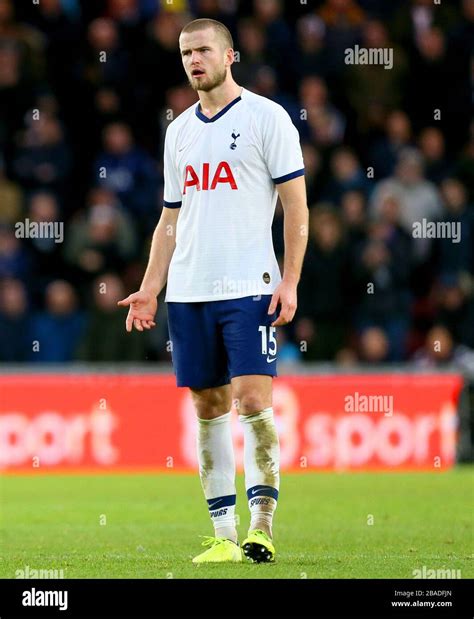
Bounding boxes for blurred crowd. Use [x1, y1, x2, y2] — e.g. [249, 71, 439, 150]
[0, 0, 473, 367]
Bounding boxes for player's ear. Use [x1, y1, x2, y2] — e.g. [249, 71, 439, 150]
[226, 48, 235, 66]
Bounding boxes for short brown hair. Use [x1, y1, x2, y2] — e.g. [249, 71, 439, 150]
[180, 18, 234, 50]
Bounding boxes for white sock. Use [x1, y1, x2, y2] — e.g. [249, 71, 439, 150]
[197, 411, 237, 543]
[239, 407, 280, 539]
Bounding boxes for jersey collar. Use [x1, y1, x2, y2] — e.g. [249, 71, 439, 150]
[195, 91, 243, 123]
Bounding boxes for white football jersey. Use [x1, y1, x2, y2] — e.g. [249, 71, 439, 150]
[163, 87, 305, 302]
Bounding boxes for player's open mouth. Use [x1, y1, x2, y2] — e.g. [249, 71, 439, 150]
[192, 70, 205, 77]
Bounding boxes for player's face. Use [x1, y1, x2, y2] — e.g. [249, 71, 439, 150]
[179, 29, 228, 93]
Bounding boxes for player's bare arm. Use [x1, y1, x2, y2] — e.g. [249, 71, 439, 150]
[117, 206, 179, 332]
[268, 175, 308, 327]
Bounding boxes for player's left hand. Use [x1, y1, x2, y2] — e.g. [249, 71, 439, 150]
[267, 280, 297, 326]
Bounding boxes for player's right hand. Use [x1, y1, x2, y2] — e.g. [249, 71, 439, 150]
[117, 290, 157, 333]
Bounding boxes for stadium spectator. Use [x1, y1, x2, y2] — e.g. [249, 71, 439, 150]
[63, 187, 137, 288]
[0, 278, 31, 361]
[450, 0, 474, 91]
[370, 147, 442, 264]
[299, 76, 345, 147]
[368, 110, 413, 179]
[0, 225, 31, 282]
[352, 205, 412, 361]
[331, 326, 392, 365]
[11, 113, 72, 197]
[107, 0, 143, 49]
[300, 142, 322, 207]
[318, 0, 366, 75]
[435, 178, 473, 279]
[139, 288, 172, 362]
[30, 279, 85, 362]
[251, 66, 301, 128]
[344, 20, 408, 137]
[455, 120, 474, 202]
[390, 0, 460, 49]
[156, 85, 198, 157]
[295, 15, 330, 81]
[432, 274, 474, 349]
[76, 272, 146, 361]
[412, 324, 474, 372]
[322, 147, 371, 203]
[276, 328, 302, 365]
[93, 122, 159, 228]
[271, 200, 285, 260]
[133, 11, 185, 143]
[0, 0, 45, 83]
[232, 18, 269, 89]
[0, 157, 23, 225]
[87, 87, 125, 155]
[418, 127, 451, 185]
[26, 0, 81, 99]
[340, 190, 367, 268]
[194, 0, 236, 30]
[297, 205, 350, 360]
[0, 41, 36, 152]
[357, 326, 390, 363]
[83, 18, 130, 95]
[405, 26, 455, 137]
[253, 0, 295, 91]
[24, 191, 67, 304]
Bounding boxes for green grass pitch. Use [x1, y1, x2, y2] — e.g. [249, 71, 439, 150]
[1, 468, 472, 579]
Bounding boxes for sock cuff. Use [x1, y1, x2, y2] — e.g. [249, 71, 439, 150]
[207, 494, 236, 510]
[198, 411, 232, 425]
[238, 407, 273, 424]
[247, 484, 279, 501]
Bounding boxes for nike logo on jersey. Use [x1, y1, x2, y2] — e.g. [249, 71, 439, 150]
[266, 356, 277, 363]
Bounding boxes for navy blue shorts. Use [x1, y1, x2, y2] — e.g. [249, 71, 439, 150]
[167, 295, 278, 389]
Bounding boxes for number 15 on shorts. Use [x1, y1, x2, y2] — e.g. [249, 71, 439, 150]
[259, 325, 277, 361]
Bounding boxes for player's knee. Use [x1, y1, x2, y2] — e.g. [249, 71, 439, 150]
[235, 391, 269, 416]
[190, 388, 229, 419]
[195, 408, 226, 420]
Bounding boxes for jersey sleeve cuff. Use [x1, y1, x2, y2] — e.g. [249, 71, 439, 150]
[272, 168, 305, 185]
[163, 200, 182, 209]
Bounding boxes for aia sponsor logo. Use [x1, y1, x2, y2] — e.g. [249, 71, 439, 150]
[183, 162, 238, 194]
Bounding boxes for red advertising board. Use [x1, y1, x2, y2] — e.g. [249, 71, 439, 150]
[0, 373, 463, 472]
